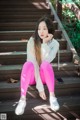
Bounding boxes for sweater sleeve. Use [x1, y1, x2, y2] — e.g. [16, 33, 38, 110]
[27, 37, 44, 92]
[41, 39, 59, 63]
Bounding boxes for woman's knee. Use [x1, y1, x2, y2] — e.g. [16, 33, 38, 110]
[23, 61, 34, 71]
[41, 61, 51, 69]
[41, 61, 54, 73]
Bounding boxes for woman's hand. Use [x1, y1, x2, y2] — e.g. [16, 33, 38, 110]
[39, 91, 47, 100]
[43, 34, 53, 43]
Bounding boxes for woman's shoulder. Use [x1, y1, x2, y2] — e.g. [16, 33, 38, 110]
[28, 36, 34, 42]
[28, 36, 34, 44]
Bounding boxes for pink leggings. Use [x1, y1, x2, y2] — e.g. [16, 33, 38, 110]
[20, 61, 55, 96]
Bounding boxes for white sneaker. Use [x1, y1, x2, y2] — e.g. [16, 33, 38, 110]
[49, 96, 60, 111]
[15, 99, 26, 115]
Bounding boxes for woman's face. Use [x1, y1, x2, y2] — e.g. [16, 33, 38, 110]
[38, 21, 48, 39]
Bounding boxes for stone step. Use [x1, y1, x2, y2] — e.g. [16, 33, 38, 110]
[0, 7, 50, 12]
[0, 96, 80, 120]
[0, 0, 46, 5]
[0, 3, 47, 7]
[0, 40, 67, 52]
[0, 6, 49, 13]
[0, 50, 72, 65]
[0, 77, 80, 100]
[0, 10, 50, 17]
[0, 9, 51, 15]
[0, 21, 58, 31]
[0, 14, 54, 22]
[0, 63, 78, 81]
[0, 30, 62, 40]
[0, 14, 52, 22]
[0, 2, 48, 8]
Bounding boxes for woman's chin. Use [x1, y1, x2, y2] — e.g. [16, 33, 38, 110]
[40, 36, 45, 39]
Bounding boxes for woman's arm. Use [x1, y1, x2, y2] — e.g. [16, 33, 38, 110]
[41, 39, 59, 63]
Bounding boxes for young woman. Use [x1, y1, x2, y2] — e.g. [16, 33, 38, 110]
[15, 15, 60, 115]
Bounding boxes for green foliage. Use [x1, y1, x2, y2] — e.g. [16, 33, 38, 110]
[58, 0, 80, 6]
[51, 0, 80, 6]
[62, 8, 80, 51]
[50, 0, 80, 52]
[56, 0, 73, 4]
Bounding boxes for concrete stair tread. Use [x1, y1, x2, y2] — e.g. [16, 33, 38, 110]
[0, 62, 78, 71]
[0, 62, 78, 79]
[0, 1, 48, 6]
[0, 96, 80, 120]
[0, 21, 57, 25]
[0, 29, 61, 33]
[0, 30, 62, 40]
[0, 77, 80, 90]
[0, 11, 50, 16]
[0, 9, 51, 15]
[0, 14, 49, 18]
[0, 50, 72, 55]
[0, 64, 22, 71]
[0, 50, 72, 64]
[0, 39, 65, 43]
[0, 76, 80, 100]
[0, 40, 28, 43]
[0, 20, 58, 31]
[0, 95, 80, 109]
[0, 7, 50, 11]
[0, 15, 54, 22]
[0, 40, 67, 52]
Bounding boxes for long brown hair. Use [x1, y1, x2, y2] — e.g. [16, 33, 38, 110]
[33, 15, 55, 66]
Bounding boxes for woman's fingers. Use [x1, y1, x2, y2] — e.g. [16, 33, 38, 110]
[39, 91, 47, 100]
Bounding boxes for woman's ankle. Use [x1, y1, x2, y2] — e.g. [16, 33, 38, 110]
[20, 96, 26, 101]
[50, 92, 55, 97]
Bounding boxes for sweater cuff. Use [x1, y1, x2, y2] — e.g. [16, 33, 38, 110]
[36, 84, 44, 92]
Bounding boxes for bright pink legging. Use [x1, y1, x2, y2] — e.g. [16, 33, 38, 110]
[20, 61, 55, 96]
